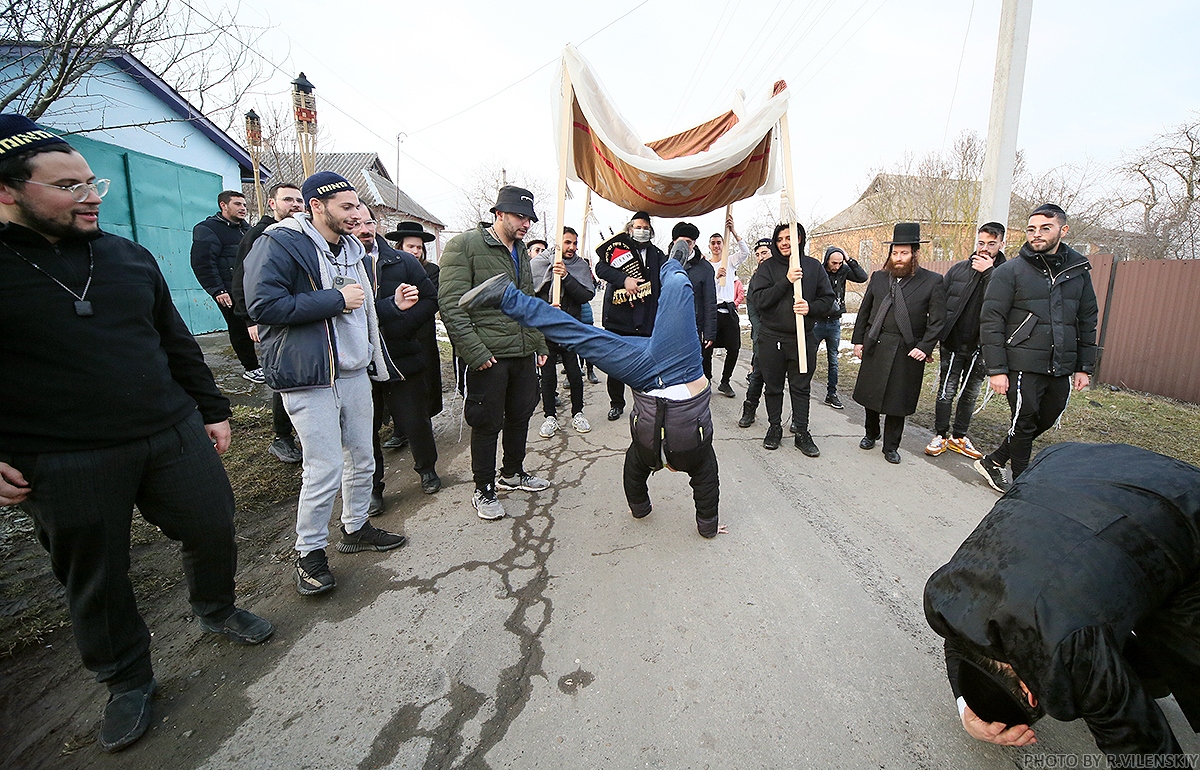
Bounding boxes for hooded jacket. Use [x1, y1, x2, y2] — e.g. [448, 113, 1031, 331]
[436, 223, 547, 369]
[748, 249, 836, 343]
[815, 246, 868, 319]
[980, 243, 1098, 376]
[190, 213, 250, 296]
[925, 442, 1200, 761]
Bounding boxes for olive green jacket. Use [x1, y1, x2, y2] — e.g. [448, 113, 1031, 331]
[437, 223, 547, 369]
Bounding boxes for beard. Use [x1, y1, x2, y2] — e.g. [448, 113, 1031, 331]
[884, 257, 916, 277]
[321, 208, 353, 236]
[1029, 234, 1061, 253]
[15, 197, 98, 240]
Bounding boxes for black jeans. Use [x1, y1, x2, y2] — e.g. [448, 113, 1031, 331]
[623, 440, 720, 537]
[745, 348, 764, 408]
[934, 346, 987, 438]
[372, 375, 439, 493]
[219, 304, 259, 371]
[987, 371, 1072, 479]
[865, 409, 906, 453]
[758, 334, 817, 432]
[463, 355, 540, 490]
[542, 340, 583, 418]
[10, 412, 237, 694]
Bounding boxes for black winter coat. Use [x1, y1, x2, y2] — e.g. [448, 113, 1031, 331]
[232, 214, 278, 324]
[816, 258, 868, 319]
[371, 237, 438, 380]
[940, 251, 1006, 353]
[851, 268, 946, 415]
[595, 242, 665, 336]
[683, 251, 718, 343]
[419, 260, 443, 416]
[190, 213, 249, 296]
[980, 244, 1098, 376]
[748, 253, 836, 342]
[925, 442, 1200, 762]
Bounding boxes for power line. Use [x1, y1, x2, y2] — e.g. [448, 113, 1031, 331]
[665, 0, 740, 127]
[941, 0, 978, 152]
[793, 0, 892, 94]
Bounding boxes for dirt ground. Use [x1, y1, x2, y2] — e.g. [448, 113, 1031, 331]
[3, 325, 1198, 768]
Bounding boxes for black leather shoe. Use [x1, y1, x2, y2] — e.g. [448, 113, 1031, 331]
[883, 449, 901, 464]
[458, 273, 512, 309]
[420, 470, 442, 494]
[859, 436, 876, 450]
[99, 679, 157, 753]
[763, 424, 783, 450]
[795, 432, 820, 457]
[586, 368, 599, 384]
[789, 417, 799, 434]
[199, 608, 274, 644]
[607, 406, 623, 421]
[737, 402, 755, 428]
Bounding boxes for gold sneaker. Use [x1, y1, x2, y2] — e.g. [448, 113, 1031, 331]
[947, 436, 984, 460]
[925, 435, 948, 456]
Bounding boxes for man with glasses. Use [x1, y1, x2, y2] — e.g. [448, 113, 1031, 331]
[0, 115, 272, 753]
[437, 185, 549, 521]
[191, 189, 261, 382]
[974, 204, 1098, 493]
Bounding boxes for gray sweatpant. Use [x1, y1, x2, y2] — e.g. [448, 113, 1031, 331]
[282, 371, 375, 555]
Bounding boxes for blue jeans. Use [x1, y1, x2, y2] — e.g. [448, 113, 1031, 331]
[812, 318, 841, 396]
[500, 260, 704, 392]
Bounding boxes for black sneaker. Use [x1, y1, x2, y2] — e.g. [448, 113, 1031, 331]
[607, 406, 623, 421]
[420, 470, 442, 494]
[737, 402, 756, 428]
[268, 436, 302, 463]
[716, 381, 735, 398]
[763, 424, 783, 450]
[337, 521, 407, 553]
[586, 367, 599, 384]
[383, 434, 408, 450]
[295, 549, 335, 595]
[824, 394, 844, 410]
[98, 679, 157, 753]
[198, 608, 274, 644]
[974, 457, 1010, 493]
[367, 490, 385, 516]
[458, 273, 512, 309]
[795, 432, 820, 457]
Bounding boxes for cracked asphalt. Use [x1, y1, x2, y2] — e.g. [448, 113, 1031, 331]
[24, 345, 1200, 769]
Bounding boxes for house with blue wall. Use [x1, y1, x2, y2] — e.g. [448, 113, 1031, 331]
[1, 44, 267, 334]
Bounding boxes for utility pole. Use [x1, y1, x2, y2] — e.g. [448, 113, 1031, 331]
[978, 0, 1033, 230]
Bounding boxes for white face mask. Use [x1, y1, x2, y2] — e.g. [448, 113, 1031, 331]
[631, 227, 652, 243]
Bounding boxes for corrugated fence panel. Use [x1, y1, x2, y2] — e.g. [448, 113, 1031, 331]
[1089, 254, 1113, 324]
[1098, 259, 1200, 404]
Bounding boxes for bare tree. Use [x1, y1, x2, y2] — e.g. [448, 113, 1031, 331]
[455, 163, 551, 236]
[1, 0, 269, 133]
[1113, 117, 1200, 260]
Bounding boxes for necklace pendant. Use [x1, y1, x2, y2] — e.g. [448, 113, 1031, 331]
[74, 300, 94, 317]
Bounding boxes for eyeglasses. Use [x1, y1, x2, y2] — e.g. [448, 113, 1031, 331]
[24, 179, 111, 202]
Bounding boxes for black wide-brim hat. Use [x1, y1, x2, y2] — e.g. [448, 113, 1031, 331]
[884, 222, 930, 245]
[490, 185, 538, 222]
[957, 658, 1044, 727]
[385, 221, 435, 243]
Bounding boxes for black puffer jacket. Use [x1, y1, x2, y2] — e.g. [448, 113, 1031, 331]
[940, 251, 1006, 353]
[980, 244, 1098, 376]
[748, 252, 835, 342]
[371, 237, 438, 379]
[190, 213, 249, 296]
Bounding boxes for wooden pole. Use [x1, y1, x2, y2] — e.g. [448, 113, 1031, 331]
[718, 203, 733, 287]
[580, 188, 592, 267]
[552, 60, 573, 308]
[250, 151, 265, 220]
[777, 99, 808, 373]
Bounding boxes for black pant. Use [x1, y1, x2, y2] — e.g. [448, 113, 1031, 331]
[623, 440, 720, 537]
[542, 341, 583, 418]
[10, 412, 237, 694]
[702, 309, 741, 383]
[463, 355, 540, 490]
[934, 346, 987, 438]
[987, 371, 1072, 479]
[758, 334, 817, 433]
[372, 375, 439, 493]
[701, 345, 739, 385]
[272, 390, 295, 440]
[745, 348, 764, 408]
[865, 409, 906, 453]
[219, 304, 259, 371]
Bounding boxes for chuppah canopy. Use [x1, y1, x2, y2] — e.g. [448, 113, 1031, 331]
[553, 44, 790, 218]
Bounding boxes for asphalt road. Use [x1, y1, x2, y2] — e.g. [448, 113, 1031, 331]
[173, 351, 1197, 769]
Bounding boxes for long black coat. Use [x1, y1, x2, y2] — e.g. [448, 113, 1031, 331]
[420, 260, 443, 416]
[924, 443, 1200, 761]
[850, 267, 945, 415]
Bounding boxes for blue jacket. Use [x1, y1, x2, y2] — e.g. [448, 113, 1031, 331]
[243, 220, 370, 391]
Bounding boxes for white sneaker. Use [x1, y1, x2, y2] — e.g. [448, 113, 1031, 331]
[539, 416, 560, 438]
[243, 367, 266, 384]
[571, 413, 591, 434]
[472, 488, 506, 520]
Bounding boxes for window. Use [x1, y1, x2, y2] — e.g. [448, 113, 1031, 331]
[859, 239, 873, 259]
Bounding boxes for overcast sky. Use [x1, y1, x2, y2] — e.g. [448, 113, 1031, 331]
[217, 0, 1199, 244]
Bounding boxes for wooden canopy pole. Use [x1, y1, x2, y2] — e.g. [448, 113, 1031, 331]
[552, 60, 573, 308]
[775, 83, 807, 373]
[718, 203, 733, 287]
[580, 188, 592, 266]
